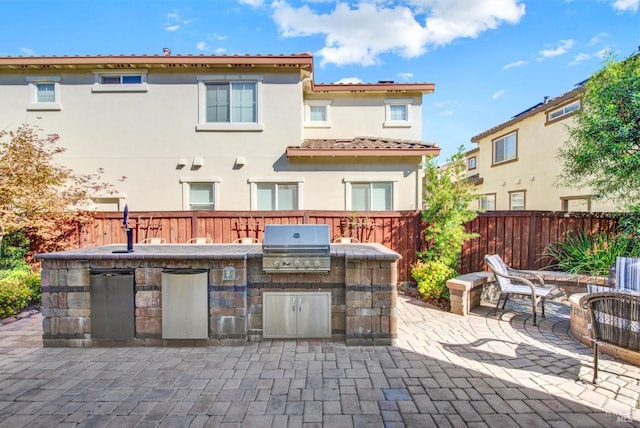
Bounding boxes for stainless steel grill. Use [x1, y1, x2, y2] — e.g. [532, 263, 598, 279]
[262, 224, 330, 273]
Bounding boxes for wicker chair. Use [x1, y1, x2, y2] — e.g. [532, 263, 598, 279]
[580, 291, 640, 383]
[138, 237, 167, 244]
[485, 254, 556, 326]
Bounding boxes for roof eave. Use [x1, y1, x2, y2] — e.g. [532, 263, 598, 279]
[311, 82, 435, 94]
[286, 147, 440, 157]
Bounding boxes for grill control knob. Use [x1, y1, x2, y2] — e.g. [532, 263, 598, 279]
[294, 260, 300, 267]
[303, 260, 310, 268]
[314, 260, 320, 267]
[274, 261, 280, 268]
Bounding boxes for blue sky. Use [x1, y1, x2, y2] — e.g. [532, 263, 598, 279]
[1, 0, 638, 162]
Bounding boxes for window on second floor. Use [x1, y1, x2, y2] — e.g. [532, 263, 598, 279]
[509, 190, 526, 210]
[468, 156, 477, 170]
[304, 100, 332, 127]
[492, 131, 517, 165]
[547, 100, 580, 123]
[26, 76, 61, 110]
[384, 99, 412, 127]
[92, 71, 148, 93]
[479, 194, 496, 210]
[197, 75, 263, 131]
[249, 178, 303, 210]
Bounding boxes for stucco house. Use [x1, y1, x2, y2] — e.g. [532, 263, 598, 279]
[468, 83, 619, 212]
[0, 52, 439, 212]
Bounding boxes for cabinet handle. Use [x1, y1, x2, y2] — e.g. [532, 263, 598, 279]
[298, 296, 302, 312]
[292, 298, 296, 312]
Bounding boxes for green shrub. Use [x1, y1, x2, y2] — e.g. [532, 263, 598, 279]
[411, 260, 454, 300]
[543, 231, 640, 276]
[0, 277, 32, 318]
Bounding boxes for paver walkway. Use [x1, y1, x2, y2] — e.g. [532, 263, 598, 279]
[0, 295, 639, 427]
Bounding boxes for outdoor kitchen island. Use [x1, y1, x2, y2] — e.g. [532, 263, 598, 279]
[36, 238, 400, 348]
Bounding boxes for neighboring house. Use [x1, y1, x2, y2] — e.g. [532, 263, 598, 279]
[468, 83, 620, 212]
[0, 53, 439, 212]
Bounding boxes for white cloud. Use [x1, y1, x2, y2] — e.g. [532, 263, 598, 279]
[397, 72, 414, 81]
[588, 32, 610, 45]
[215, 48, 227, 55]
[440, 110, 454, 116]
[165, 10, 196, 32]
[594, 48, 611, 58]
[272, 0, 526, 66]
[210, 33, 227, 41]
[335, 77, 363, 84]
[611, 0, 639, 13]
[20, 47, 34, 56]
[492, 89, 506, 99]
[197, 42, 211, 52]
[502, 60, 527, 70]
[569, 53, 590, 66]
[238, 0, 264, 6]
[538, 39, 574, 58]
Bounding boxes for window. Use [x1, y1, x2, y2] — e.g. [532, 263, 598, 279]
[26, 76, 61, 110]
[384, 98, 412, 127]
[249, 178, 303, 210]
[547, 100, 580, 122]
[351, 182, 393, 211]
[180, 178, 220, 210]
[479, 194, 496, 210]
[509, 190, 526, 210]
[492, 131, 517, 165]
[561, 196, 592, 212]
[197, 75, 263, 131]
[257, 183, 297, 210]
[304, 100, 332, 127]
[92, 71, 148, 93]
[468, 156, 477, 170]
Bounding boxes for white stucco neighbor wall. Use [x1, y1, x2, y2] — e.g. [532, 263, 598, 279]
[0, 67, 431, 212]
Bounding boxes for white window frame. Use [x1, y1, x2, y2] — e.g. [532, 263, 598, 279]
[91, 70, 148, 93]
[343, 178, 398, 211]
[384, 98, 412, 128]
[196, 74, 263, 132]
[180, 178, 221, 210]
[479, 194, 496, 210]
[492, 131, 517, 165]
[547, 100, 580, 122]
[509, 190, 526, 210]
[304, 99, 332, 128]
[248, 177, 304, 210]
[26, 76, 61, 110]
[468, 156, 477, 170]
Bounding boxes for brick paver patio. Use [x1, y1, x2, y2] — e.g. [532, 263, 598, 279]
[0, 294, 639, 427]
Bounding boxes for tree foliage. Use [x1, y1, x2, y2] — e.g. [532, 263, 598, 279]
[558, 52, 640, 208]
[0, 124, 114, 260]
[412, 147, 479, 299]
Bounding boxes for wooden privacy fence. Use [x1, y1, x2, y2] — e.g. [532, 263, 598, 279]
[77, 210, 622, 283]
[460, 211, 620, 274]
[79, 210, 425, 283]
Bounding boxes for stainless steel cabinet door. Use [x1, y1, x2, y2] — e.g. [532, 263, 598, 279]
[296, 293, 331, 338]
[263, 293, 298, 338]
[263, 292, 331, 338]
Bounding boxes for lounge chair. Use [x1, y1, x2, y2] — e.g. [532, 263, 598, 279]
[186, 237, 213, 244]
[485, 254, 556, 326]
[233, 237, 260, 244]
[580, 291, 640, 383]
[333, 237, 359, 243]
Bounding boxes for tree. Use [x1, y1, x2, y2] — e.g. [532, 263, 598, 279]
[0, 124, 114, 260]
[412, 147, 479, 299]
[558, 52, 640, 208]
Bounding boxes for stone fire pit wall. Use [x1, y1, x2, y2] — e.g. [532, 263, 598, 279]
[36, 243, 400, 348]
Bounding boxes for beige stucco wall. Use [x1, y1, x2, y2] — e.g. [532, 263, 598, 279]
[0, 69, 427, 211]
[470, 105, 620, 212]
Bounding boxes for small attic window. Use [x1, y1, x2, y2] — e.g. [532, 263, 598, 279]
[547, 100, 580, 123]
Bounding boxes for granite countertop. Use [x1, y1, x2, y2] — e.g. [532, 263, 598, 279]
[35, 243, 401, 261]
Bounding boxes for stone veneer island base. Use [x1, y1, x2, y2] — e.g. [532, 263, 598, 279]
[35, 243, 400, 348]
